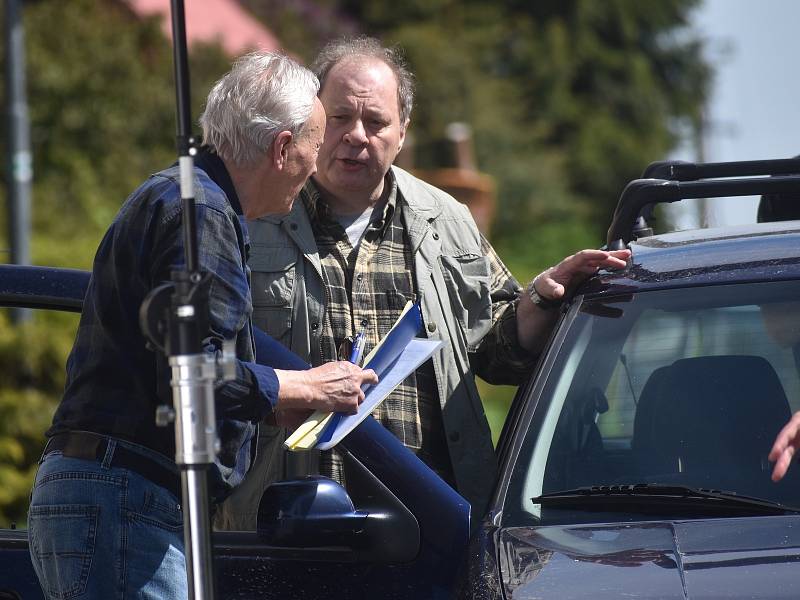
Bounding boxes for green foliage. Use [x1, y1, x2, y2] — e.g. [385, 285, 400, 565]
[0, 309, 79, 526]
[500, 0, 711, 224]
[255, 0, 709, 240]
[0, 0, 233, 268]
[24, 0, 174, 253]
[239, 0, 354, 62]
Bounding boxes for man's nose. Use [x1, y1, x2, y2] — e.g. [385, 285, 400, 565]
[343, 120, 367, 145]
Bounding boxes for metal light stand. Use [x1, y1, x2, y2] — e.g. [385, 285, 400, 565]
[139, 1, 231, 598]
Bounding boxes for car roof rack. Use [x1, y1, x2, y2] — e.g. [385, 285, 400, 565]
[606, 157, 800, 248]
[640, 158, 800, 181]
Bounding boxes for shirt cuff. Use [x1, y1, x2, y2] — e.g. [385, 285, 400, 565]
[243, 362, 280, 410]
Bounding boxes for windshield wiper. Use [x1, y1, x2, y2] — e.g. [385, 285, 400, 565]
[531, 484, 800, 515]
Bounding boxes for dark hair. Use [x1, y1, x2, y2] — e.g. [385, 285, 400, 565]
[312, 36, 415, 124]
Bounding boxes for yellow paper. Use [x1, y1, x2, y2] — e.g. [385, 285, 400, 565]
[284, 410, 333, 450]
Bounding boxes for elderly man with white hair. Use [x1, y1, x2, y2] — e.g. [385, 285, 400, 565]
[28, 51, 376, 600]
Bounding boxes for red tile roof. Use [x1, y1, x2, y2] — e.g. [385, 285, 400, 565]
[125, 0, 281, 55]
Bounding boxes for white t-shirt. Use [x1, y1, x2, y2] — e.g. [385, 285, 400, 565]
[332, 199, 387, 251]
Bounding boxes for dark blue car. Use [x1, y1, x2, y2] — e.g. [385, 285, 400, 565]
[2, 157, 800, 599]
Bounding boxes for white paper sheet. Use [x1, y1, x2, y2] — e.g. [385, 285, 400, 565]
[315, 338, 443, 450]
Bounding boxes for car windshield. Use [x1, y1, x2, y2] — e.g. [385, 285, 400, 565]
[503, 280, 800, 526]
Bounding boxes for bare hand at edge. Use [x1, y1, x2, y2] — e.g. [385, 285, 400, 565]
[769, 410, 800, 482]
[517, 248, 631, 353]
[275, 361, 379, 415]
[534, 249, 631, 301]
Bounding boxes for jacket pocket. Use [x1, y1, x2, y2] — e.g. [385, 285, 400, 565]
[249, 247, 297, 345]
[439, 253, 492, 350]
[130, 488, 183, 532]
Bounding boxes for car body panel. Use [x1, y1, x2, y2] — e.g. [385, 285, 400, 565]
[585, 222, 800, 297]
[212, 419, 470, 599]
[497, 516, 800, 599]
[0, 264, 88, 310]
[0, 531, 43, 599]
[489, 220, 800, 600]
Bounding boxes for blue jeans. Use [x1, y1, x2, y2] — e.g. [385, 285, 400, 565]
[28, 438, 187, 600]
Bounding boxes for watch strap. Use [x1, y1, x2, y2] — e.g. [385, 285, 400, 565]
[526, 280, 563, 310]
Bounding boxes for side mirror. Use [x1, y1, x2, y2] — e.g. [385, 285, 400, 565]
[257, 451, 420, 563]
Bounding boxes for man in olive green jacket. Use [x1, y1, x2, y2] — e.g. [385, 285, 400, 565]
[214, 37, 629, 531]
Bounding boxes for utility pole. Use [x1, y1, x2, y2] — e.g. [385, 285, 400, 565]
[5, 0, 32, 323]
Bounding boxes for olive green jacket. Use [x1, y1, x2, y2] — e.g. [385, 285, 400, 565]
[215, 167, 500, 530]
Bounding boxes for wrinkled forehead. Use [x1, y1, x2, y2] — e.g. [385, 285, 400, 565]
[322, 57, 401, 116]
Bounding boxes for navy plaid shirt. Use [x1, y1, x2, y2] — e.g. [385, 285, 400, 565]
[49, 150, 279, 501]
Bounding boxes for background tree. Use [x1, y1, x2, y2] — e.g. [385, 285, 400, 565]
[244, 0, 709, 257]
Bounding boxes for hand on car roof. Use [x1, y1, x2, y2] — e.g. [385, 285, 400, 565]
[536, 249, 631, 301]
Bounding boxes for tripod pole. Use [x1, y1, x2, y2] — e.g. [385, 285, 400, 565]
[166, 1, 217, 598]
[169, 351, 217, 600]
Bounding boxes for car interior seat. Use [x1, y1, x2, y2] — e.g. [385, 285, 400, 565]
[632, 355, 792, 496]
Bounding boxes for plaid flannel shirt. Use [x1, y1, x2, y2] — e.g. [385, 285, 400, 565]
[302, 173, 535, 483]
[50, 150, 279, 501]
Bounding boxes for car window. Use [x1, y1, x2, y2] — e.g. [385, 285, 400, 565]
[0, 306, 79, 529]
[504, 280, 800, 526]
[601, 303, 800, 443]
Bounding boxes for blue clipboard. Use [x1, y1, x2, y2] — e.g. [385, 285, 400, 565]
[316, 302, 423, 445]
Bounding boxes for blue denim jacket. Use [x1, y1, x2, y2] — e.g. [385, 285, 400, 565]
[49, 150, 279, 501]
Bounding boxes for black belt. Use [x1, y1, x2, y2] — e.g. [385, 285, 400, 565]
[44, 432, 181, 500]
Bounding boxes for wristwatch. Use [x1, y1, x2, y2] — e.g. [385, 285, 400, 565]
[526, 279, 563, 311]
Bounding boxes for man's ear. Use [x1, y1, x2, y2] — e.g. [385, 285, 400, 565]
[271, 130, 293, 169]
[397, 118, 410, 152]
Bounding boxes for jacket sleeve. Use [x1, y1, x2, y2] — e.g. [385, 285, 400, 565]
[238, 327, 311, 416]
[148, 181, 281, 422]
[469, 234, 538, 385]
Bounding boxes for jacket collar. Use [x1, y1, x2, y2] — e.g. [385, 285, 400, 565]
[194, 147, 243, 216]
[390, 166, 445, 254]
[391, 166, 444, 222]
[252, 166, 447, 256]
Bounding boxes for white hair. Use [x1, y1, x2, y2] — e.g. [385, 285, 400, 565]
[200, 51, 319, 167]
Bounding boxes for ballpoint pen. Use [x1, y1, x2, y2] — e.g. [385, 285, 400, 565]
[319, 329, 367, 446]
[349, 329, 367, 366]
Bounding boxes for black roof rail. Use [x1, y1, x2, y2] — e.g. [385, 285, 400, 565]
[606, 175, 800, 248]
[641, 157, 800, 181]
